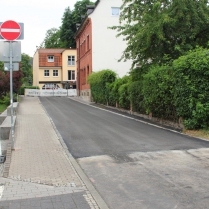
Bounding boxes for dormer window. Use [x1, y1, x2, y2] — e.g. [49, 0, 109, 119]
[48, 55, 54, 62]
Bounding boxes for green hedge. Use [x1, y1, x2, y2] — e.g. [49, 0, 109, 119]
[19, 86, 39, 95]
[129, 81, 144, 112]
[118, 83, 130, 109]
[173, 47, 209, 129]
[0, 93, 18, 105]
[108, 76, 130, 107]
[88, 69, 116, 104]
[142, 65, 177, 120]
[88, 47, 209, 129]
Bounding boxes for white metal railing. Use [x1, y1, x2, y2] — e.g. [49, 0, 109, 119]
[24, 89, 77, 97]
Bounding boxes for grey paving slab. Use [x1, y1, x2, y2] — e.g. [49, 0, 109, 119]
[8, 98, 82, 187]
[0, 192, 91, 209]
[0, 177, 85, 201]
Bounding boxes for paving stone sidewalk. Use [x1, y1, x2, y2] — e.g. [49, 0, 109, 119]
[0, 97, 101, 209]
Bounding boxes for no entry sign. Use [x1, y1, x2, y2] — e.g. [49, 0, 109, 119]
[0, 20, 21, 41]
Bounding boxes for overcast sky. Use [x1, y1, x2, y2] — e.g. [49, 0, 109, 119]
[1, 0, 81, 57]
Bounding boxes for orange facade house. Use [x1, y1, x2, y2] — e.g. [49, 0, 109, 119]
[33, 48, 77, 90]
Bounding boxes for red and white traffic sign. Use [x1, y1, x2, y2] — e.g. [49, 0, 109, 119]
[0, 20, 21, 41]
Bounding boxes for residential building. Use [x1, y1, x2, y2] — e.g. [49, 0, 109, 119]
[75, 0, 132, 101]
[33, 48, 77, 90]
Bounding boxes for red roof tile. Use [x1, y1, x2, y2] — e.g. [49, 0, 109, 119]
[38, 48, 65, 54]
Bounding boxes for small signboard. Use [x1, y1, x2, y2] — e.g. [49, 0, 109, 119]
[4, 63, 19, 71]
[0, 41, 21, 62]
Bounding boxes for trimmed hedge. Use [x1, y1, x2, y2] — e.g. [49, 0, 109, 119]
[88, 69, 116, 104]
[19, 86, 39, 95]
[118, 83, 130, 109]
[129, 81, 144, 112]
[173, 47, 209, 129]
[88, 47, 209, 129]
[142, 65, 177, 120]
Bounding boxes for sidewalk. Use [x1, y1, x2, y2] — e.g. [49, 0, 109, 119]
[0, 97, 108, 209]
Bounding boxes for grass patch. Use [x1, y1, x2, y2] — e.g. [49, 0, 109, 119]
[183, 129, 209, 140]
[0, 104, 7, 113]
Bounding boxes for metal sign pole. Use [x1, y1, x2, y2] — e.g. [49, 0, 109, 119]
[9, 41, 14, 148]
[67, 82, 69, 97]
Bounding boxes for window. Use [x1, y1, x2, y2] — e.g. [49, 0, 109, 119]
[87, 66, 90, 76]
[84, 40, 86, 53]
[84, 68, 86, 84]
[68, 56, 75, 66]
[53, 70, 58, 76]
[87, 35, 90, 50]
[68, 70, 75, 80]
[44, 70, 49, 77]
[111, 7, 120, 16]
[48, 56, 54, 62]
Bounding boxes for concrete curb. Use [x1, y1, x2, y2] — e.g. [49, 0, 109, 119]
[70, 97, 209, 142]
[1, 102, 19, 178]
[3, 137, 12, 178]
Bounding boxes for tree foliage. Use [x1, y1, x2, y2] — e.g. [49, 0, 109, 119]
[0, 70, 23, 98]
[0, 54, 27, 98]
[60, 0, 94, 48]
[20, 53, 32, 86]
[41, 0, 94, 49]
[112, 0, 209, 68]
[42, 28, 62, 48]
[59, 7, 76, 48]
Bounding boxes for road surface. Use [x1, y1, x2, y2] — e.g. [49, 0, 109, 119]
[40, 97, 209, 209]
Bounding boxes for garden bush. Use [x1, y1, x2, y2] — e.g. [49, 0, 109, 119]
[142, 65, 177, 120]
[19, 86, 39, 95]
[129, 81, 144, 112]
[108, 76, 130, 107]
[118, 83, 130, 109]
[88, 69, 116, 104]
[173, 47, 209, 129]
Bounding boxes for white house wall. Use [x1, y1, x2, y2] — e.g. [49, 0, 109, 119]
[90, 0, 132, 78]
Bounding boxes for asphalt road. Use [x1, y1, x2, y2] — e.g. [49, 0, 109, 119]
[40, 97, 209, 209]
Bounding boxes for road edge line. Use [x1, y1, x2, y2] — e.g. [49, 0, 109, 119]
[69, 97, 209, 143]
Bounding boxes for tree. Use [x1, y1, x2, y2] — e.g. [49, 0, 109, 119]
[72, 0, 94, 24]
[20, 53, 32, 85]
[42, 28, 62, 48]
[5, 71, 23, 94]
[60, 0, 94, 48]
[0, 69, 23, 98]
[40, 0, 95, 49]
[0, 71, 8, 98]
[112, 0, 209, 68]
[59, 7, 76, 48]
